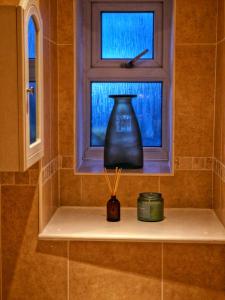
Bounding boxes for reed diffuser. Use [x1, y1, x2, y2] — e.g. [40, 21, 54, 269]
[104, 167, 122, 222]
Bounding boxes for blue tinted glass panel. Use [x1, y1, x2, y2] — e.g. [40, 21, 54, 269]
[91, 82, 162, 147]
[29, 82, 36, 144]
[28, 17, 36, 59]
[101, 12, 154, 59]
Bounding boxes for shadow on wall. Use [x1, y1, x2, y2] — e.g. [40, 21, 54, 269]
[1, 184, 67, 300]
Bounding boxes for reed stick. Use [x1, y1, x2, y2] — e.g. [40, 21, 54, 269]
[104, 167, 122, 196]
[112, 167, 118, 195]
[104, 168, 112, 194]
[113, 168, 122, 196]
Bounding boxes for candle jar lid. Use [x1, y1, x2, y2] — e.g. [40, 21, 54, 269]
[139, 192, 162, 201]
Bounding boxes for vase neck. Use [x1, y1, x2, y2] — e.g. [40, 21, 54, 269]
[109, 94, 137, 103]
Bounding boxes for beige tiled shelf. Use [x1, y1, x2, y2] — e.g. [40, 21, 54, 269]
[39, 207, 225, 243]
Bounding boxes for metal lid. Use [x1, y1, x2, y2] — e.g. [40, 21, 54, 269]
[139, 192, 162, 201]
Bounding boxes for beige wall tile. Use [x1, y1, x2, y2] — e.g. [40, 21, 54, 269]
[205, 157, 213, 170]
[60, 169, 81, 205]
[52, 170, 59, 210]
[50, 42, 58, 159]
[176, 157, 192, 170]
[214, 41, 225, 161]
[15, 171, 29, 185]
[81, 175, 159, 207]
[29, 169, 39, 185]
[160, 171, 212, 208]
[217, 0, 225, 42]
[41, 178, 53, 229]
[163, 243, 225, 300]
[61, 156, 74, 169]
[117, 176, 159, 206]
[192, 157, 205, 170]
[176, 0, 217, 44]
[69, 242, 162, 300]
[175, 45, 215, 157]
[0, 0, 20, 4]
[42, 38, 52, 166]
[213, 173, 222, 223]
[82, 175, 109, 206]
[50, 0, 57, 43]
[0, 172, 14, 185]
[58, 45, 74, 156]
[58, 0, 74, 44]
[220, 180, 225, 226]
[1, 186, 67, 300]
[218, 42, 225, 165]
[39, 0, 50, 39]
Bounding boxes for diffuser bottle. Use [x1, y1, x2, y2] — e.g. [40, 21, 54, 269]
[107, 195, 120, 222]
[104, 167, 122, 222]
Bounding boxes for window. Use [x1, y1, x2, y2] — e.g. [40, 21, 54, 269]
[76, 0, 173, 171]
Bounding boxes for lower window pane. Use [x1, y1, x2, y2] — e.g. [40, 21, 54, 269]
[91, 82, 162, 147]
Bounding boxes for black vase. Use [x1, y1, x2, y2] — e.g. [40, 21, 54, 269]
[104, 95, 143, 169]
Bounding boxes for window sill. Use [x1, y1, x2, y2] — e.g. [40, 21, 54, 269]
[39, 207, 225, 243]
[75, 160, 172, 175]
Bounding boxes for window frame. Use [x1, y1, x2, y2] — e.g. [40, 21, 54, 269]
[76, 0, 173, 167]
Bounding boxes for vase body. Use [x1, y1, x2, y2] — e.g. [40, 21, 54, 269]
[104, 95, 143, 169]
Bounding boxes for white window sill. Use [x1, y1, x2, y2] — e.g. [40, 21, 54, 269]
[75, 160, 172, 175]
[39, 207, 225, 244]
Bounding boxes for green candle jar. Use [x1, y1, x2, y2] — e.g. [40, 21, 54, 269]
[137, 192, 164, 222]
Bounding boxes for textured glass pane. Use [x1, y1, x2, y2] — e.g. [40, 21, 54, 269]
[29, 82, 37, 144]
[101, 12, 154, 59]
[28, 17, 36, 59]
[28, 17, 37, 144]
[91, 82, 162, 147]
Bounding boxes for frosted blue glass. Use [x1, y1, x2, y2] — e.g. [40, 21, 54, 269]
[29, 82, 36, 144]
[28, 17, 36, 59]
[101, 12, 154, 59]
[91, 82, 162, 147]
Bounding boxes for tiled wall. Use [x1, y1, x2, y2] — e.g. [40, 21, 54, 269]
[39, 0, 60, 229]
[0, 0, 225, 299]
[213, 0, 225, 227]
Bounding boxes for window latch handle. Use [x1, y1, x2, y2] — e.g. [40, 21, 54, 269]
[26, 86, 35, 95]
[120, 49, 149, 68]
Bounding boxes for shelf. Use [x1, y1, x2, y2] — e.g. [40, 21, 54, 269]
[39, 207, 225, 243]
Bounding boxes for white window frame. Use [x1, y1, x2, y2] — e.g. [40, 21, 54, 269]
[75, 0, 173, 170]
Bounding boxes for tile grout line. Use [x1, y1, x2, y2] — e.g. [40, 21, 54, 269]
[49, 0, 53, 186]
[67, 241, 70, 300]
[212, 0, 219, 209]
[217, 0, 224, 212]
[57, 0, 61, 208]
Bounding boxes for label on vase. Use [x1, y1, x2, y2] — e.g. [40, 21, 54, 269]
[116, 115, 132, 133]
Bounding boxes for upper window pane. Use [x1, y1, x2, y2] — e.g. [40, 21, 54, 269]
[101, 12, 154, 59]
